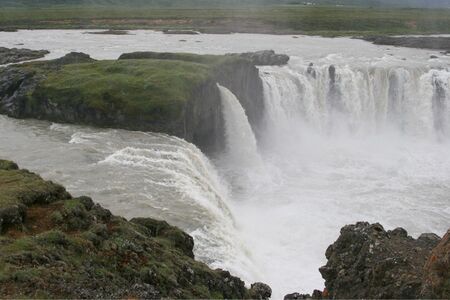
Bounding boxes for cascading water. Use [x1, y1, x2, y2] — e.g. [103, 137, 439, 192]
[259, 64, 450, 139]
[216, 84, 269, 191]
[223, 62, 450, 298]
[0, 115, 259, 283]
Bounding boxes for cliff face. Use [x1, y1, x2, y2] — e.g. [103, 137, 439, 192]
[285, 222, 449, 300]
[0, 159, 271, 299]
[0, 47, 49, 65]
[0, 51, 272, 154]
[320, 222, 441, 299]
[212, 58, 265, 138]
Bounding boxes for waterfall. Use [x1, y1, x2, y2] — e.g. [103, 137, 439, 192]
[237, 63, 450, 298]
[259, 64, 450, 140]
[217, 84, 262, 165]
[216, 83, 270, 191]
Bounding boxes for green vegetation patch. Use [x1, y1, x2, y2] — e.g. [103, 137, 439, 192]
[0, 162, 69, 208]
[0, 5, 449, 35]
[29, 59, 212, 122]
[0, 160, 251, 298]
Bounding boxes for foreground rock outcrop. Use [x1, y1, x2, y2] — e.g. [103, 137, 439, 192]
[421, 230, 450, 299]
[0, 50, 277, 153]
[0, 47, 49, 65]
[320, 222, 441, 299]
[285, 222, 448, 299]
[0, 159, 270, 299]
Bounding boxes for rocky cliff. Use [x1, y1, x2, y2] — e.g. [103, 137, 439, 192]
[0, 47, 49, 65]
[285, 222, 449, 299]
[0, 50, 285, 154]
[0, 159, 271, 299]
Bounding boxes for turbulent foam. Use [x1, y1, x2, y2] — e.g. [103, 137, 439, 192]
[0, 116, 258, 288]
[223, 63, 450, 298]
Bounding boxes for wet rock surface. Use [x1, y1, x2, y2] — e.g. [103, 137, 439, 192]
[0, 47, 49, 65]
[0, 159, 267, 299]
[362, 36, 450, 51]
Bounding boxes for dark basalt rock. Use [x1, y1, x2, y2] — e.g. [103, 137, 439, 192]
[0, 66, 43, 118]
[307, 63, 316, 79]
[284, 292, 310, 299]
[361, 36, 450, 51]
[0, 47, 49, 65]
[235, 50, 290, 66]
[163, 29, 199, 35]
[319, 222, 441, 299]
[421, 230, 450, 299]
[86, 30, 130, 35]
[249, 282, 272, 299]
[284, 290, 323, 299]
[51, 52, 95, 65]
[0, 28, 17, 32]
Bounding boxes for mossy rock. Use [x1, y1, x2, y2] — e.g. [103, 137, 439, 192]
[0, 160, 261, 299]
[0, 52, 263, 153]
[0, 160, 18, 170]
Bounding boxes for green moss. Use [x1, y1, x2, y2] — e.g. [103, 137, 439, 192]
[0, 160, 18, 171]
[12, 269, 40, 283]
[0, 161, 250, 299]
[4, 237, 35, 253]
[50, 211, 63, 224]
[29, 59, 212, 122]
[63, 199, 83, 210]
[36, 230, 69, 247]
[0, 168, 70, 208]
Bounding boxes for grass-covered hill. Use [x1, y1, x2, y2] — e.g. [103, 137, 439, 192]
[0, 159, 271, 298]
[0, 51, 266, 153]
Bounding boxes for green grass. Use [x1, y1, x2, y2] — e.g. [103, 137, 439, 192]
[0, 167, 68, 207]
[20, 55, 243, 127]
[27, 59, 213, 122]
[0, 160, 252, 298]
[0, 5, 449, 35]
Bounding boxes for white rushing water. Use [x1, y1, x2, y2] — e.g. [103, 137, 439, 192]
[1, 30, 450, 299]
[217, 84, 268, 191]
[230, 63, 450, 297]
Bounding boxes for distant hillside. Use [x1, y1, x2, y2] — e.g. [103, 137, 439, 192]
[1, 0, 449, 8]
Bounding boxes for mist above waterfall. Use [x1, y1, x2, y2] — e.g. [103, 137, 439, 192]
[217, 63, 450, 298]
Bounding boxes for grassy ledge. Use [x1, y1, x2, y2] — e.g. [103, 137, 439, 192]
[0, 51, 263, 153]
[0, 159, 268, 298]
